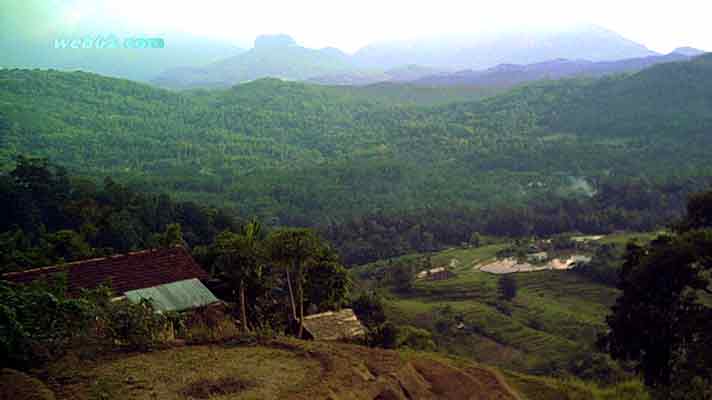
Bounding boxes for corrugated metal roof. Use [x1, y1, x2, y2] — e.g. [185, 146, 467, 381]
[124, 278, 219, 312]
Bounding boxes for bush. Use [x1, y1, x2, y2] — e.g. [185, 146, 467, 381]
[351, 292, 387, 330]
[0, 280, 95, 370]
[397, 325, 435, 351]
[101, 298, 169, 350]
[181, 305, 239, 343]
[368, 322, 400, 349]
[0, 280, 183, 369]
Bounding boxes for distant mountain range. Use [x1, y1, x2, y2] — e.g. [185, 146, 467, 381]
[306, 65, 445, 86]
[154, 26, 699, 90]
[352, 25, 657, 70]
[152, 34, 354, 89]
[410, 52, 701, 87]
[308, 50, 706, 88]
[11, 24, 701, 90]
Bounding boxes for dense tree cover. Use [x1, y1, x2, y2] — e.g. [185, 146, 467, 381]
[1, 155, 707, 272]
[602, 191, 712, 398]
[3, 57, 712, 229]
[322, 178, 708, 264]
[0, 156, 242, 273]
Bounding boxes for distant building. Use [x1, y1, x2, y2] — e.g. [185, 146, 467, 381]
[301, 309, 366, 341]
[416, 267, 453, 280]
[2, 246, 220, 312]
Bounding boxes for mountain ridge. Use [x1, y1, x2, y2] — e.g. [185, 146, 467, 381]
[411, 52, 696, 87]
[152, 34, 355, 89]
[154, 27, 661, 89]
[352, 25, 657, 70]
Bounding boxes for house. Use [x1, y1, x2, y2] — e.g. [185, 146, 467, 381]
[416, 267, 452, 281]
[301, 308, 366, 341]
[2, 246, 220, 312]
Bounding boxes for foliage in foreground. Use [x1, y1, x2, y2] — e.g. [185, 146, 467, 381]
[0, 280, 170, 371]
[603, 190, 712, 399]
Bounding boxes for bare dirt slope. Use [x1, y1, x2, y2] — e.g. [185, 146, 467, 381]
[42, 339, 521, 400]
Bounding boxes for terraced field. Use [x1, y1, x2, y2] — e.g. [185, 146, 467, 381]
[373, 242, 621, 373]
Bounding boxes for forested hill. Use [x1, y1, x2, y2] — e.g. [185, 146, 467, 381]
[1, 55, 712, 226]
[467, 53, 712, 138]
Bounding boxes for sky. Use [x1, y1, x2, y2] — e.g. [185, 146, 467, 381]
[3, 0, 711, 53]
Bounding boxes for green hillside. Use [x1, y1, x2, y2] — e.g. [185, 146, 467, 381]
[2, 55, 712, 229]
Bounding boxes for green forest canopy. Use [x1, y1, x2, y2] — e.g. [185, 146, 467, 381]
[1, 55, 712, 226]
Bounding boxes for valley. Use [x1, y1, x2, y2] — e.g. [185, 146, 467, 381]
[2, 5, 712, 397]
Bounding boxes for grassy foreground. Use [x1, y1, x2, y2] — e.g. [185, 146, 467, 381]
[37, 339, 526, 400]
[16, 338, 649, 400]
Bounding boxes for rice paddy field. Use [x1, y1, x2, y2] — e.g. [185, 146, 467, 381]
[355, 235, 640, 374]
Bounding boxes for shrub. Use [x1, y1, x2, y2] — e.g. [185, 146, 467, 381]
[0, 280, 95, 370]
[181, 305, 239, 343]
[101, 298, 169, 350]
[0, 280, 182, 369]
[368, 322, 399, 349]
[397, 325, 435, 351]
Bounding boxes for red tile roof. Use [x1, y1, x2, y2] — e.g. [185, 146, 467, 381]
[1, 246, 209, 296]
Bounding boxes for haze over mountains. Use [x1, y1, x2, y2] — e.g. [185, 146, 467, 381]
[351, 24, 656, 69]
[152, 34, 353, 89]
[152, 25, 706, 89]
[3, 17, 707, 90]
[410, 51, 700, 87]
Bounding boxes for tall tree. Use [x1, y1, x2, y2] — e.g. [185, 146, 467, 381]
[602, 191, 712, 398]
[212, 221, 265, 332]
[266, 228, 322, 337]
[302, 245, 351, 312]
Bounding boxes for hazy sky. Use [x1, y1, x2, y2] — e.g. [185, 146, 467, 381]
[6, 0, 711, 53]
